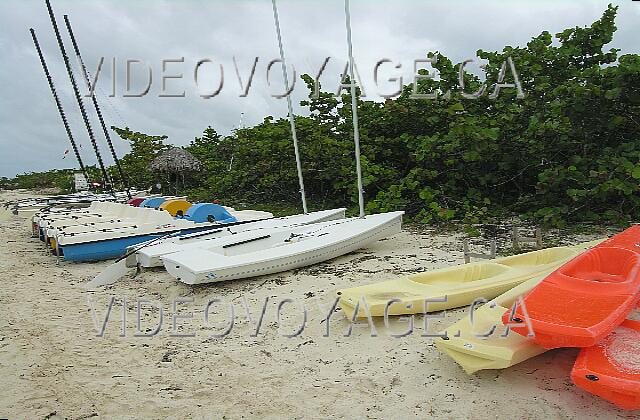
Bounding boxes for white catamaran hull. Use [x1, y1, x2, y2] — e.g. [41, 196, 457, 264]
[161, 211, 403, 285]
[134, 208, 347, 268]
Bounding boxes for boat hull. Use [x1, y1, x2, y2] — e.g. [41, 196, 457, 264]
[504, 226, 640, 349]
[59, 227, 213, 262]
[338, 242, 603, 320]
[136, 208, 347, 268]
[571, 319, 640, 410]
[163, 212, 403, 285]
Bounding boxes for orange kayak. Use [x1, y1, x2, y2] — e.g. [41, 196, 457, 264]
[502, 225, 640, 349]
[571, 319, 640, 410]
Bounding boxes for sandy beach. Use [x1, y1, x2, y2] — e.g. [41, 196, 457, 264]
[0, 190, 635, 418]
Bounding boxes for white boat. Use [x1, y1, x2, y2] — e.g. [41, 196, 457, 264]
[161, 211, 403, 284]
[35, 196, 170, 225]
[86, 2, 404, 289]
[50, 203, 273, 262]
[14, 190, 142, 219]
[132, 208, 347, 268]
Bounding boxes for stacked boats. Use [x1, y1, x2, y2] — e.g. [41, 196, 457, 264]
[23, 192, 404, 289]
[35, 196, 273, 262]
[90, 209, 403, 287]
[4, 190, 143, 219]
[338, 225, 640, 410]
[337, 240, 603, 320]
[421, 226, 639, 410]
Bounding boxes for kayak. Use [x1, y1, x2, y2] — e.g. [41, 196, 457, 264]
[503, 226, 640, 349]
[435, 240, 604, 374]
[337, 242, 601, 320]
[571, 318, 640, 410]
[435, 275, 548, 374]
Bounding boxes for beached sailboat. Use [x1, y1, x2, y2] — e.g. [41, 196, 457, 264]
[87, 0, 402, 288]
[132, 208, 347, 268]
[153, 0, 403, 286]
[162, 211, 403, 284]
[49, 202, 272, 262]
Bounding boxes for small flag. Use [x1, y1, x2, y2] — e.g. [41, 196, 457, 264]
[62, 149, 69, 159]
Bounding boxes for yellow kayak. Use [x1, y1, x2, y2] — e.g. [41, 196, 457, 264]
[338, 240, 603, 320]
[435, 240, 604, 375]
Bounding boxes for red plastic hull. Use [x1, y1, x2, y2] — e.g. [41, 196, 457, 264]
[503, 225, 640, 349]
[571, 319, 640, 410]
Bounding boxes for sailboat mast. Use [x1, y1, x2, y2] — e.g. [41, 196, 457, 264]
[63, 15, 131, 199]
[271, 0, 308, 214]
[30, 28, 89, 185]
[344, 0, 365, 218]
[44, 0, 114, 196]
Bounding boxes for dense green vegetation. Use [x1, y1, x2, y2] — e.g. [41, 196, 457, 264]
[5, 169, 76, 192]
[5, 6, 639, 227]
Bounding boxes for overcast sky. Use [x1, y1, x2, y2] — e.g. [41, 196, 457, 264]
[0, 0, 638, 178]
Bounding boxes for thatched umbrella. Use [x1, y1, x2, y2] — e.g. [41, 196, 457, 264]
[149, 147, 203, 194]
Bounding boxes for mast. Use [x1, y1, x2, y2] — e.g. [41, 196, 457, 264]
[44, 0, 114, 196]
[271, 0, 308, 214]
[63, 14, 131, 199]
[30, 28, 89, 185]
[344, 0, 365, 218]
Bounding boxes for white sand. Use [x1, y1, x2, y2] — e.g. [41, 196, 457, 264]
[602, 326, 640, 374]
[0, 190, 634, 418]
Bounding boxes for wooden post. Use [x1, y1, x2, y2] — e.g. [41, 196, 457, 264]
[535, 227, 542, 248]
[464, 238, 497, 263]
[512, 225, 543, 249]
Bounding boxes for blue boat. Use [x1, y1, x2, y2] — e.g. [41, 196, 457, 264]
[59, 226, 214, 261]
[52, 203, 244, 262]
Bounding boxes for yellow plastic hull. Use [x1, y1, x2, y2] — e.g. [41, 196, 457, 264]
[435, 240, 604, 375]
[435, 275, 548, 374]
[338, 240, 603, 320]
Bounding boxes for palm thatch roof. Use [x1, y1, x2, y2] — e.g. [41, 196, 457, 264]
[149, 147, 203, 172]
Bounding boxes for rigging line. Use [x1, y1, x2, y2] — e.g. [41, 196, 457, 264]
[76, 57, 128, 129]
[29, 28, 89, 184]
[95, 82, 127, 128]
[44, 0, 115, 197]
[63, 14, 131, 199]
[86, 73, 128, 129]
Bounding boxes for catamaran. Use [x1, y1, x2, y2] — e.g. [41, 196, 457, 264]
[48, 202, 272, 262]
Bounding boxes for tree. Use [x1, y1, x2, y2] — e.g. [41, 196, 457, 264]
[111, 126, 169, 188]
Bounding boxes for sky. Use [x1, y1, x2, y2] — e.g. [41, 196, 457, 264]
[0, 0, 638, 178]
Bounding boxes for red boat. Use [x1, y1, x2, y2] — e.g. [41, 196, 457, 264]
[571, 319, 640, 410]
[502, 226, 640, 349]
